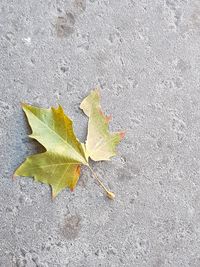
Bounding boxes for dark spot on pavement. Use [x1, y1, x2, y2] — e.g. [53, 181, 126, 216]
[73, 0, 86, 12]
[56, 12, 75, 38]
[61, 214, 81, 240]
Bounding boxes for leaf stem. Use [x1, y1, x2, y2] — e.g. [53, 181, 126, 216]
[87, 165, 115, 200]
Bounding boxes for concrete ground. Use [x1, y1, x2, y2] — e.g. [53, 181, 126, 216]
[1, 0, 200, 266]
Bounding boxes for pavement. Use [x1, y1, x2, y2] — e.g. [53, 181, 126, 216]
[1, 0, 200, 266]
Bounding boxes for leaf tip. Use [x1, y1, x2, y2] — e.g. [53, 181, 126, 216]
[51, 187, 58, 200]
[57, 104, 64, 111]
[20, 102, 28, 108]
[119, 131, 126, 140]
[98, 109, 112, 124]
[95, 88, 101, 96]
[12, 174, 17, 180]
[106, 115, 112, 123]
[51, 191, 57, 200]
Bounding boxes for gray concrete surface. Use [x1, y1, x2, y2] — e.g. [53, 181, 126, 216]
[1, 0, 200, 266]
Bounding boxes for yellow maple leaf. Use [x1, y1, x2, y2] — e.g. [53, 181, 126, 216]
[14, 90, 125, 199]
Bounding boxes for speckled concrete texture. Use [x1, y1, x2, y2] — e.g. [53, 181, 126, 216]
[1, 0, 200, 266]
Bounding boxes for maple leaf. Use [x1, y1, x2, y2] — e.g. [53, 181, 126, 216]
[80, 89, 125, 161]
[14, 104, 87, 198]
[14, 90, 124, 199]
